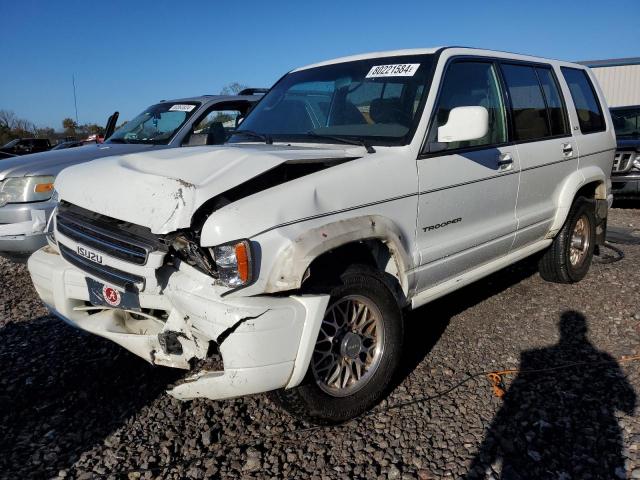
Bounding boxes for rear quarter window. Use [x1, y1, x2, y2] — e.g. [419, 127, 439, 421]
[535, 67, 569, 136]
[560, 67, 606, 134]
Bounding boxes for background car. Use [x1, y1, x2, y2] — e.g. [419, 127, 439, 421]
[610, 105, 640, 198]
[0, 89, 265, 261]
[0, 138, 51, 155]
[0, 151, 18, 160]
[51, 140, 86, 150]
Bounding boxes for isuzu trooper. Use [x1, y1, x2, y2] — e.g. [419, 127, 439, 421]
[28, 48, 615, 424]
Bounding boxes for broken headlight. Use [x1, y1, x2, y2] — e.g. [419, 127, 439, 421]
[170, 234, 216, 276]
[211, 240, 253, 288]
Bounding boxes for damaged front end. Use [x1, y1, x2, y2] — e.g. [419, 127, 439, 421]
[28, 221, 329, 400]
[25, 145, 374, 400]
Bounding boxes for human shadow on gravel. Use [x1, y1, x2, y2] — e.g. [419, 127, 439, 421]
[0, 316, 181, 479]
[395, 257, 540, 388]
[465, 311, 637, 480]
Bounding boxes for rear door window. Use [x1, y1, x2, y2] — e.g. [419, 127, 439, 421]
[501, 64, 551, 141]
[186, 108, 244, 146]
[560, 67, 606, 134]
[193, 109, 242, 132]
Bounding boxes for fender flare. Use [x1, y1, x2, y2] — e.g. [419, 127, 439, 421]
[547, 165, 607, 236]
[263, 215, 413, 295]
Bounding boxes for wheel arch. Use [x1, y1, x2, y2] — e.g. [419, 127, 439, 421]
[547, 166, 607, 237]
[263, 215, 413, 303]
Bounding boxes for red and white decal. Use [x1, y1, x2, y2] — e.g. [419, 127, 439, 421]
[102, 286, 121, 307]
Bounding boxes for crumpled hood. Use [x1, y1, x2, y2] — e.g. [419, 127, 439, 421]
[55, 143, 362, 234]
[0, 143, 163, 180]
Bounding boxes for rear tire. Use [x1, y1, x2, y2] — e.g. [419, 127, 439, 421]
[539, 197, 596, 283]
[272, 267, 403, 425]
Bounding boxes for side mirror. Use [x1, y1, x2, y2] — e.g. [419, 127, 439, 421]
[437, 106, 489, 143]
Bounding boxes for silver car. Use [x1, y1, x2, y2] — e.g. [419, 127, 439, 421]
[0, 90, 264, 260]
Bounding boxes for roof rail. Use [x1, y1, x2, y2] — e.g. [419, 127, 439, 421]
[238, 88, 269, 96]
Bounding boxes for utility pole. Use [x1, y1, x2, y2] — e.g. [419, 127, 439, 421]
[72, 74, 79, 124]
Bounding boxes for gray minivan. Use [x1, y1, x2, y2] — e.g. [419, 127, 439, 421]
[0, 90, 264, 260]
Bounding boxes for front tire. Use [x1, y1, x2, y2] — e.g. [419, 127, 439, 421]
[539, 197, 596, 283]
[272, 268, 403, 425]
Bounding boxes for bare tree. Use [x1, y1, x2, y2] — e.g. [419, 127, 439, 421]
[13, 118, 35, 136]
[220, 82, 248, 95]
[0, 109, 35, 144]
[0, 110, 18, 129]
[35, 127, 55, 139]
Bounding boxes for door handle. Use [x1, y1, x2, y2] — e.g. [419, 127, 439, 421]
[497, 153, 513, 166]
[562, 143, 573, 155]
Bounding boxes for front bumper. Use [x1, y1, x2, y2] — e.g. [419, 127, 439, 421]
[0, 201, 56, 257]
[28, 247, 329, 400]
[0, 232, 47, 259]
[612, 176, 640, 198]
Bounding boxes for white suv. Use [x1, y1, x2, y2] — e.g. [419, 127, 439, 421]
[28, 47, 615, 424]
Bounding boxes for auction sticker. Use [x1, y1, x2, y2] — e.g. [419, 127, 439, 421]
[366, 64, 420, 78]
[169, 104, 196, 112]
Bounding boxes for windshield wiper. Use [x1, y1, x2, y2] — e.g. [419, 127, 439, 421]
[107, 138, 129, 144]
[305, 131, 376, 153]
[233, 130, 273, 144]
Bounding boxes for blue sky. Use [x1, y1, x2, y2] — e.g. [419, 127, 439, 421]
[1, 0, 637, 129]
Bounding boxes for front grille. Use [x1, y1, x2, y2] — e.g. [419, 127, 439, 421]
[59, 243, 145, 291]
[612, 151, 635, 173]
[57, 215, 148, 264]
[56, 202, 165, 265]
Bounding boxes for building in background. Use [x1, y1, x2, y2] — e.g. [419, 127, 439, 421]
[578, 57, 640, 107]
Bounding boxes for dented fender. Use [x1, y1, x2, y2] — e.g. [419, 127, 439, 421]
[261, 215, 412, 295]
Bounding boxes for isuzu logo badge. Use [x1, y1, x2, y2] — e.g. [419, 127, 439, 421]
[77, 245, 103, 264]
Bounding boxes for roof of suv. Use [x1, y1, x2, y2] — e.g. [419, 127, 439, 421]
[294, 48, 444, 71]
[293, 47, 579, 72]
[159, 94, 264, 104]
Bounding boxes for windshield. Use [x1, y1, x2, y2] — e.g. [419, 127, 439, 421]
[232, 54, 435, 146]
[108, 102, 200, 145]
[52, 141, 81, 150]
[611, 107, 640, 138]
[2, 139, 19, 148]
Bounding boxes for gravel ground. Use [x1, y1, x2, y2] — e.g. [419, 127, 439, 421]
[1, 206, 639, 479]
